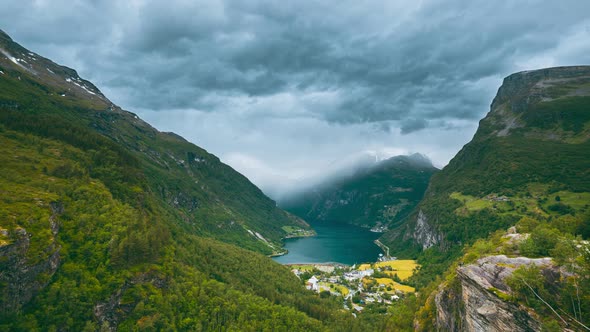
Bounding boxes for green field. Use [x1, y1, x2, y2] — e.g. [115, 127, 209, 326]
[450, 186, 590, 219]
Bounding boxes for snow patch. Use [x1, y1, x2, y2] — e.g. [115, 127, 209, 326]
[245, 228, 276, 249]
[46, 68, 54, 74]
[3, 53, 17, 64]
[255, 232, 267, 242]
[66, 77, 96, 95]
[0, 70, 4, 75]
[0, 48, 36, 74]
[0, 48, 19, 65]
[78, 84, 96, 95]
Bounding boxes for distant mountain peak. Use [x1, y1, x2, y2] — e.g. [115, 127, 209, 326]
[281, 152, 438, 228]
[396, 153, 433, 166]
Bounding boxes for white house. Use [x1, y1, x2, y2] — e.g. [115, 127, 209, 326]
[306, 276, 319, 292]
[344, 269, 374, 281]
[359, 269, 374, 277]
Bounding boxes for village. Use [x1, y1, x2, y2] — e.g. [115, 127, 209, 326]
[287, 256, 418, 313]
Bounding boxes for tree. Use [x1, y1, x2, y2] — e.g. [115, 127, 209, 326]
[520, 226, 559, 257]
[507, 265, 567, 326]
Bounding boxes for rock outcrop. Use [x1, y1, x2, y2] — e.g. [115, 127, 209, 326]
[0, 227, 61, 314]
[94, 272, 168, 331]
[413, 210, 442, 249]
[435, 255, 554, 332]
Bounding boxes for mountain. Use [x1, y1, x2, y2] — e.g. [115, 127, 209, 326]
[0, 29, 312, 256]
[281, 154, 438, 230]
[382, 66, 590, 330]
[0, 30, 389, 331]
[381, 66, 590, 255]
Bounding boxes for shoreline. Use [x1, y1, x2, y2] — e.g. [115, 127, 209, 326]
[269, 250, 288, 258]
[283, 262, 350, 268]
[374, 239, 390, 257]
[270, 229, 317, 257]
[282, 231, 316, 240]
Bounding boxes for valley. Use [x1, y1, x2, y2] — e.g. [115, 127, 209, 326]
[1, 19, 590, 332]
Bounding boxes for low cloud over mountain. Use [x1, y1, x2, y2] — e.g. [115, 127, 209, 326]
[3, 0, 589, 196]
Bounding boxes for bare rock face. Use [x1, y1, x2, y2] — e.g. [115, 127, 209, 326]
[413, 210, 442, 249]
[0, 201, 64, 314]
[435, 255, 553, 332]
[0, 228, 61, 314]
[94, 272, 168, 331]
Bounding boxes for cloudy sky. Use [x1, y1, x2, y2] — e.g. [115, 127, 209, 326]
[2, 0, 590, 198]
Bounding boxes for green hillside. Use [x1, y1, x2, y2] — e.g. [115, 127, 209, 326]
[281, 154, 438, 230]
[2, 25, 589, 331]
[0, 30, 394, 331]
[0, 29, 313, 256]
[382, 67, 590, 257]
[377, 67, 590, 329]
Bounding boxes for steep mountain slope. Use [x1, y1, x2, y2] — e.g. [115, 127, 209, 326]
[0, 30, 387, 331]
[380, 66, 590, 330]
[0, 29, 310, 256]
[381, 66, 590, 254]
[281, 154, 438, 230]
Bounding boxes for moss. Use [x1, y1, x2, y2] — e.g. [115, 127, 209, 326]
[487, 287, 513, 302]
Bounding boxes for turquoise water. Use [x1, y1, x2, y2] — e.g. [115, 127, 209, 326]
[272, 222, 383, 265]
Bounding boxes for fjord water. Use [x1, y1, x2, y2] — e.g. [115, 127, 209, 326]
[272, 221, 383, 265]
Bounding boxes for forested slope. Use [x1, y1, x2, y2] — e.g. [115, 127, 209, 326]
[380, 66, 590, 330]
[282, 154, 437, 230]
[0, 30, 391, 331]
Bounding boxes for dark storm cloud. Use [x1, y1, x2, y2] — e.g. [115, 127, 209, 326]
[5, 0, 587, 130]
[2, 0, 590, 197]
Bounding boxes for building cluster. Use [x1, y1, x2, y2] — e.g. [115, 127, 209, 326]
[343, 269, 374, 281]
[290, 262, 413, 313]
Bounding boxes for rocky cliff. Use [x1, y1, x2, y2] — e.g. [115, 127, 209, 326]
[412, 210, 443, 250]
[435, 255, 554, 332]
[0, 227, 60, 314]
